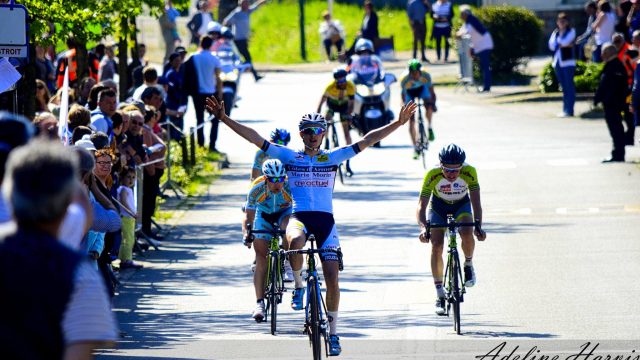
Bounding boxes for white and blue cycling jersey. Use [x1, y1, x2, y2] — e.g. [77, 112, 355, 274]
[262, 141, 360, 214]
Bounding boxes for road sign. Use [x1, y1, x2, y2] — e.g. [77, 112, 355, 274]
[0, 2, 29, 58]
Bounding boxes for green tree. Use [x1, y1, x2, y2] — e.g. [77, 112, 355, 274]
[16, 0, 189, 115]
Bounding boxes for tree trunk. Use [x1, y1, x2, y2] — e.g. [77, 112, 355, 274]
[118, 17, 129, 102]
[76, 43, 89, 83]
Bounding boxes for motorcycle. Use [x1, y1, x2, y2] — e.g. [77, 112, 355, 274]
[349, 72, 396, 147]
[213, 49, 251, 116]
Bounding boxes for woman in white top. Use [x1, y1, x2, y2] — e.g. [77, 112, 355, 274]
[431, 0, 454, 62]
[548, 12, 577, 117]
[593, 0, 616, 62]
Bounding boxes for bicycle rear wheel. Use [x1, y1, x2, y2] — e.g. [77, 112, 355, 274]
[308, 278, 322, 360]
[269, 255, 279, 335]
[417, 119, 427, 169]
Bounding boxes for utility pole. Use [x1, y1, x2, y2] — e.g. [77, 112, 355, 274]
[299, 0, 306, 60]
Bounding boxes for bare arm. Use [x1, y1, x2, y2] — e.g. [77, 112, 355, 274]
[355, 102, 417, 151]
[417, 196, 431, 243]
[250, 168, 261, 181]
[347, 98, 354, 115]
[429, 85, 436, 104]
[215, 68, 223, 100]
[592, 12, 604, 30]
[317, 95, 327, 113]
[206, 96, 267, 148]
[243, 208, 256, 248]
[469, 189, 486, 240]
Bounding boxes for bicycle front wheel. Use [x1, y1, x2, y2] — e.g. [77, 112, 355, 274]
[451, 256, 462, 335]
[269, 255, 279, 335]
[308, 278, 322, 360]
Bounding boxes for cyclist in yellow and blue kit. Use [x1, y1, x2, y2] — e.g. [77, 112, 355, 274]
[250, 128, 291, 181]
[243, 159, 293, 322]
[401, 59, 437, 159]
[416, 144, 486, 316]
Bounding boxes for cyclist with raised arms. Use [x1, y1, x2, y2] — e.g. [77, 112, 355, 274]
[206, 95, 416, 356]
[317, 68, 356, 176]
[416, 144, 486, 316]
[243, 159, 293, 322]
[251, 128, 291, 181]
[401, 59, 437, 159]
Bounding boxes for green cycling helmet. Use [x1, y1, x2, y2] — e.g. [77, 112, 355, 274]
[408, 59, 421, 71]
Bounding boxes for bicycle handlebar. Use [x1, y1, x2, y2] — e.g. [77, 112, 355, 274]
[425, 220, 481, 240]
[243, 223, 286, 246]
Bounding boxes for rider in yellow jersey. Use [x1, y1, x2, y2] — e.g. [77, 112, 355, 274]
[416, 144, 486, 315]
[317, 68, 356, 176]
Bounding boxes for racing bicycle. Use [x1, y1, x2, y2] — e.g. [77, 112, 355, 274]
[246, 223, 287, 335]
[285, 235, 343, 359]
[425, 216, 480, 335]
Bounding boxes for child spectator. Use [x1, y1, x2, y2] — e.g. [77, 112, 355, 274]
[118, 167, 143, 269]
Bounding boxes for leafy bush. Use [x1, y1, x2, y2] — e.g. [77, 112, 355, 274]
[474, 5, 543, 75]
[539, 61, 603, 93]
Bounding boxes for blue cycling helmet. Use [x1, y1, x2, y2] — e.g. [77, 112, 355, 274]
[270, 128, 291, 145]
[439, 144, 466, 164]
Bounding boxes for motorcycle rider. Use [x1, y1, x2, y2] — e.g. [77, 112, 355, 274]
[212, 27, 241, 58]
[347, 38, 384, 86]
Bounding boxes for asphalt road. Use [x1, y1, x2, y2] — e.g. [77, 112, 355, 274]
[98, 71, 640, 360]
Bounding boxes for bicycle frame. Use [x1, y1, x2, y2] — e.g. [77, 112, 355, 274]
[413, 97, 428, 169]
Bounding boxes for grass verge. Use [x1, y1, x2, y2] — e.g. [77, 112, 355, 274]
[250, 0, 451, 64]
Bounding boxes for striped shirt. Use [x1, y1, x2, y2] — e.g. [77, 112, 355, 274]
[432, 1, 453, 28]
[62, 261, 118, 344]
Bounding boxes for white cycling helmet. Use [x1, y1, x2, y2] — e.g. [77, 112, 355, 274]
[207, 21, 222, 34]
[298, 112, 327, 131]
[355, 38, 374, 53]
[262, 159, 286, 178]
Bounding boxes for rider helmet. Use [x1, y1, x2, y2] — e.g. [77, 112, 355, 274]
[298, 112, 327, 131]
[439, 144, 466, 164]
[333, 67, 348, 80]
[270, 128, 291, 145]
[354, 38, 374, 54]
[207, 21, 222, 34]
[221, 26, 234, 39]
[408, 59, 422, 72]
[262, 159, 286, 178]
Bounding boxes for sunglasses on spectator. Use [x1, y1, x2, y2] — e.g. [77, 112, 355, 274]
[441, 165, 462, 173]
[97, 161, 113, 166]
[301, 127, 325, 135]
[267, 176, 285, 183]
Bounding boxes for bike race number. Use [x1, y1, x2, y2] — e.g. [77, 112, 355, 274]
[0, 2, 29, 59]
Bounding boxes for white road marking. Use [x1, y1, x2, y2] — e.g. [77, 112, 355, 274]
[556, 208, 568, 214]
[547, 158, 589, 166]
[474, 161, 517, 170]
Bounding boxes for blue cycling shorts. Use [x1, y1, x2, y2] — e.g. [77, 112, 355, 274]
[254, 208, 292, 241]
[404, 86, 432, 104]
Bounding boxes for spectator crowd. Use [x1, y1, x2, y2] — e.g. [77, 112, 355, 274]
[551, 0, 638, 162]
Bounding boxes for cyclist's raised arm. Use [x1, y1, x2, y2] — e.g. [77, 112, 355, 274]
[206, 96, 267, 148]
[355, 102, 417, 151]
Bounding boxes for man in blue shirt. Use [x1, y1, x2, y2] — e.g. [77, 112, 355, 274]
[190, 36, 223, 151]
[90, 89, 117, 142]
[223, 0, 267, 81]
